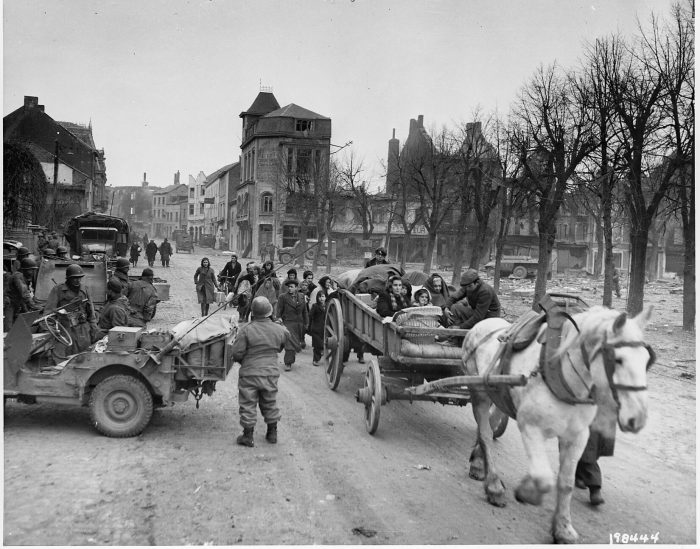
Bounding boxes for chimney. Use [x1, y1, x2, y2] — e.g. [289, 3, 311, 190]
[24, 96, 39, 110]
[174, 171, 180, 184]
[386, 128, 400, 194]
[142, 172, 148, 187]
[417, 115, 424, 127]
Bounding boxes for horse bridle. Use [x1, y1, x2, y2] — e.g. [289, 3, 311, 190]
[585, 337, 656, 407]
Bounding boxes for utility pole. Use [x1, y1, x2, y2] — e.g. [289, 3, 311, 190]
[52, 139, 59, 231]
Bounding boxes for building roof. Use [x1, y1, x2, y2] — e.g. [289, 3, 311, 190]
[153, 183, 187, 195]
[57, 121, 95, 149]
[240, 92, 281, 117]
[263, 103, 329, 120]
[205, 161, 239, 185]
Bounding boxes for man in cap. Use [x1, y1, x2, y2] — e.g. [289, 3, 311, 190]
[231, 296, 298, 447]
[444, 268, 502, 330]
[44, 263, 98, 354]
[111, 257, 131, 296]
[276, 278, 308, 371]
[4, 257, 41, 330]
[126, 268, 159, 327]
[365, 246, 389, 268]
[97, 278, 132, 337]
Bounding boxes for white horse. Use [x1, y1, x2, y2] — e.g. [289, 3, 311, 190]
[462, 305, 653, 543]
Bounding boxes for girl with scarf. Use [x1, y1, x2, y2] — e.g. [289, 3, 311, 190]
[194, 257, 220, 316]
[376, 275, 410, 318]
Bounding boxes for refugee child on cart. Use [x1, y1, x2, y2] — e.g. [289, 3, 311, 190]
[231, 296, 299, 448]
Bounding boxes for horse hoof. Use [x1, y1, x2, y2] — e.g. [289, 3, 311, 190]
[485, 476, 507, 507]
[552, 524, 579, 544]
[469, 464, 486, 481]
[515, 478, 543, 506]
[486, 490, 507, 508]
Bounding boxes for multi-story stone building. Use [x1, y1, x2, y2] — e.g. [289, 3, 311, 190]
[235, 90, 331, 258]
[203, 162, 239, 250]
[3, 95, 108, 231]
[187, 171, 207, 243]
[152, 173, 188, 240]
[110, 173, 157, 239]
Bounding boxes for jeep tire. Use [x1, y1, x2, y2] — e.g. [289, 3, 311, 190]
[89, 375, 153, 438]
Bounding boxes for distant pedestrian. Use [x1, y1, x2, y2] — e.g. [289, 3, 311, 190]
[365, 246, 389, 268]
[129, 242, 142, 267]
[268, 242, 276, 263]
[260, 244, 268, 263]
[612, 267, 621, 298]
[143, 233, 149, 247]
[231, 296, 298, 448]
[194, 257, 219, 317]
[145, 240, 158, 267]
[159, 238, 173, 267]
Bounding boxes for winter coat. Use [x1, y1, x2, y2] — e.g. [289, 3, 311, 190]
[126, 279, 159, 325]
[375, 290, 409, 318]
[277, 291, 308, 345]
[194, 266, 218, 304]
[145, 241, 158, 260]
[231, 317, 296, 377]
[307, 302, 326, 349]
[97, 296, 131, 335]
[130, 244, 141, 260]
[111, 270, 130, 296]
[446, 280, 502, 330]
[218, 260, 242, 284]
[44, 282, 97, 354]
[423, 275, 451, 309]
[159, 241, 173, 258]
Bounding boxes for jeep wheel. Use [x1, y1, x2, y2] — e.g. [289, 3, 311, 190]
[279, 252, 293, 264]
[89, 375, 153, 438]
[317, 254, 328, 266]
[512, 265, 528, 279]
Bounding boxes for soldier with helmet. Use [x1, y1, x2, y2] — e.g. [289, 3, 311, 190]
[11, 246, 31, 273]
[111, 257, 131, 296]
[4, 257, 41, 331]
[365, 246, 389, 268]
[97, 278, 132, 338]
[44, 264, 98, 354]
[56, 246, 69, 260]
[230, 296, 299, 448]
[126, 268, 159, 327]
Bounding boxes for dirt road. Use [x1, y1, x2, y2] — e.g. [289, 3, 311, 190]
[3, 251, 696, 544]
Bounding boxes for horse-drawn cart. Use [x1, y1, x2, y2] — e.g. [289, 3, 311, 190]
[323, 289, 527, 435]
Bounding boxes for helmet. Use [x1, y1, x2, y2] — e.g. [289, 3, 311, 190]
[250, 296, 273, 319]
[141, 267, 154, 278]
[19, 257, 38, 270]
[43, 248, 56, 256]
[56, 246, 68, 255]
[107, 278, 123, 294]
[18, 247, 31, 258]
[116, 257, 131, 270]
[65, 264, 85, 278]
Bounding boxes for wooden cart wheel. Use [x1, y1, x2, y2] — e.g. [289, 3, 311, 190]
[363, 359, 382, 435]
[489, 404, 509, 439]
[323, 298, 345, 390]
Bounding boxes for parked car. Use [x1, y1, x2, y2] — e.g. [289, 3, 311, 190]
[277, 238, 336, 266]
[483, 246, 551, 279]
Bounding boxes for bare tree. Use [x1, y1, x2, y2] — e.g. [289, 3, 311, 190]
[513, 64, 598, 309]
[334, 150, 375, 240]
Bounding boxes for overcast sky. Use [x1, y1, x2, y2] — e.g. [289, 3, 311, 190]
[4, 0, 674, 190]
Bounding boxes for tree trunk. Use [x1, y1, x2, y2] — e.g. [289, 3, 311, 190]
[400, 232, 410, 270]
[627, 230, 649, 316]
[594, 217, 604, 278]
[423, 230, 438, 273]
[451, 224, 468, 286]
[602, 175, 614, 308]
[532, 219, 556, 310]
[469, 215, 490, 268]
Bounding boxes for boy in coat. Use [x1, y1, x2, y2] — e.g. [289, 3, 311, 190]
[231, 296, 297, 447]
[276, 278, 308, 371]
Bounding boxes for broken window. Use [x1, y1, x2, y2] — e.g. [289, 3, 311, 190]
[295, 119, 313, 132]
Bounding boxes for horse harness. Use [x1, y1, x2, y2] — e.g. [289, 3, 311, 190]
[581, 336, 656, 407]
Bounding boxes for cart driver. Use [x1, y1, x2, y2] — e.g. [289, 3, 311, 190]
[44, 264, 98, 354]
[444, 269, 502, 329]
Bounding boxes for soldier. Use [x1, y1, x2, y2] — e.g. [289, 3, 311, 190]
[11, 246, 31, 273]
[126, 268, 159, 327]
[110, 257, 131, 296]
[231, 296, 298, 447]
[48, 232, 60, 251]
[56, 246, 69, 259]
[97, 278, 132, 337]
[44, 264, 98, 354]
[4, 258, 41, 330]
[37, 231, 49, 254]
[145, 239, 158, 267]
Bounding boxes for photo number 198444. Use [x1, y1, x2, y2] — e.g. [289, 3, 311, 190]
[610, 532, 660, 544]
